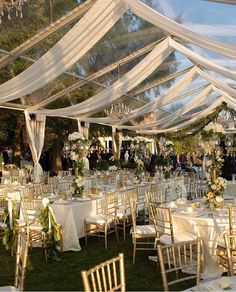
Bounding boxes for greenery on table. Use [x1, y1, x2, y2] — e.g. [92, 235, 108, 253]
[0, 231, 196, 291]
[96, 159, 109, 171]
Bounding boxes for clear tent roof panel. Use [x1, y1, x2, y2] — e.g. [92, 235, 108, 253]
[0, 0, 236, 132]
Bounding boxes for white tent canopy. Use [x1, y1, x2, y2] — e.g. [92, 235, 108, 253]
[0, 0, 236, 134]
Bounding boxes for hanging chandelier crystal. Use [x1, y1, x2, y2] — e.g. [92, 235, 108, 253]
[104, 103, 132, 120]
[0, 0, 27, 23]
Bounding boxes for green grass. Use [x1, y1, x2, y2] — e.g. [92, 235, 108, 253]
[0, 232, 196, 291]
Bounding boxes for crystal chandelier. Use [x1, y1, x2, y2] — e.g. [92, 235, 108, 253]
[104, 103, 132, 119]
[0, 0, 27, 23]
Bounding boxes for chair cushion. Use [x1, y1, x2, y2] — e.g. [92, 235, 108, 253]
[133, 224, 156, 235]
[0, 222, 7, 228]
[85, 215, 113, 224]
[117, 207, 131, 219]
[16, 219, 26, 227]
[29, 223, 43, 231]
[0, 286, 18, 291]
[160, 231, 197, 245]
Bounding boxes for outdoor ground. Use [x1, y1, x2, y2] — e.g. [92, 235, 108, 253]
[0, 231, 195, 291]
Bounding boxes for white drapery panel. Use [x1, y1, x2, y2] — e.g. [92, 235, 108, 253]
[197, 67, 236, 98]
[138, 98, 223, 134]
[32, 38, 173, 116]
[125, 0, 236, 59]
[0, 0, 128, 103]
[24, 111, 46, 183]
[81, 66, 198, 126]
[116, 85, 215, 130]
[169, 38, 236, 81]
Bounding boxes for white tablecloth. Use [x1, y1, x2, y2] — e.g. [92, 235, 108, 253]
[173, 208, 228, 279]
[225, 181, 236, 198]
[52, 199, 98, 251]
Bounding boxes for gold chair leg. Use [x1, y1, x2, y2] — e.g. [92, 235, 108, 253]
[133, 237, 136, 264]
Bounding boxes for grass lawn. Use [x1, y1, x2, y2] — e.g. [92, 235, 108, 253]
[0, 231, 196, 291]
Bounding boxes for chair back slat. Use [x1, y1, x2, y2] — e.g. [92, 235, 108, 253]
[157, 238, 201, 291]
[149, 204, 174, 241]
[81, 253, 125, 292]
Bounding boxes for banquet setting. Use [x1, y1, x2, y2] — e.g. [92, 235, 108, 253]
[1, 0, 236, 291]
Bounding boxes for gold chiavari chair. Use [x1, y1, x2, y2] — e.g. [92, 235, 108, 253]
[145, 191, 163, 224]
[116, 187, 136, 241]
[223, 233, 236, 276]
[217, 205, 236, 272]
[157, 238, 201, 292]
[150, 183, 158, 193]
[81, 253, 126, 292]
[21, 199, 44, 247]
[148, 204, 197, 245]
[0, 231, 29, 292]
[136, 184, 148, 222]
[84, 191, 119, 249]
[129, 194, 156, 264]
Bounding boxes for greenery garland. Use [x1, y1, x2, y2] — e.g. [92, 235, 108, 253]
[39, 199, 61, 261]
[68, 132, 89, 197]
[2, 200, 18, 255]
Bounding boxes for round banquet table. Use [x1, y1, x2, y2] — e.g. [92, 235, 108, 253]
[172, 205, 228, 279]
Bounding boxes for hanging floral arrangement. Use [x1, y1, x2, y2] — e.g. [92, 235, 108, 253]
[68, 132, 89, 197]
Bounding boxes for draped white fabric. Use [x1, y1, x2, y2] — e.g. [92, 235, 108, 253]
[83, 66, 198, 125]
[117, 85, 214, 130]
[125, 0, 236, 59]
[169, 38, 236, 81]
[31, 38, 173, 116]
[0, 0, 236, 134]
[24, 111, 46, 183]
[0, 0, 128, 103]
[138, 98, 223, 134]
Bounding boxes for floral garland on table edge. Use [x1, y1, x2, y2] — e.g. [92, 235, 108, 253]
[201, 121, 226, 209]
[68, 131, 89, 197]
[39, 198, 61, 261]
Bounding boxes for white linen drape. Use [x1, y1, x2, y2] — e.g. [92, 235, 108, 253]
[125, 0, 236, 59]
[78, 66, 198, 126]
[169, 38, 236, 81]
[138, 98, 223, 134]
[24, 111, 46, 183]
[0, 0, 128, 103]
[117, 85, 215, 130]
[32, 38, 173, 116]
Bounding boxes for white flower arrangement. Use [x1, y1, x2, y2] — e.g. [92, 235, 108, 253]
[109, 165, 117, 171]
[165, 140, 174, 147]
[68, 131, 85, 141]
[74, 175, 85, 188]
[203, 122, 225, 134]
[42, 198, 50, 208]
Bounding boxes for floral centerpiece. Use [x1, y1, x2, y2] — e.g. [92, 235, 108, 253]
[68, 131, 89, 197]
[109, 165, 118, 172]
[201, 121, 226, 209]
[132, 137, 147, 184]
[157, 139, 174, 179]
